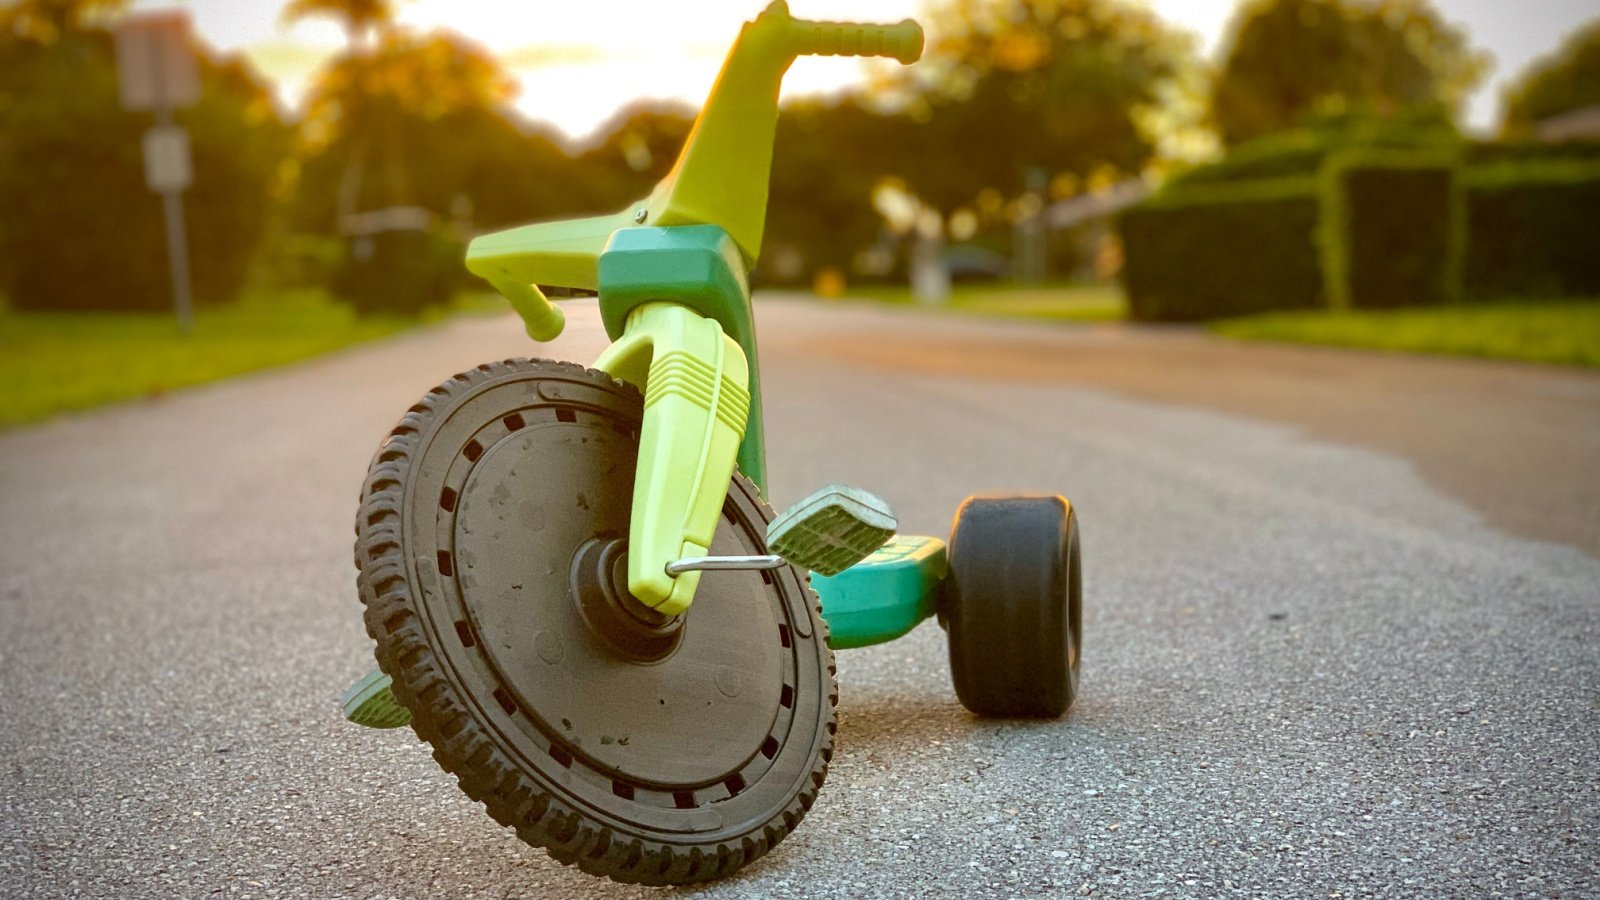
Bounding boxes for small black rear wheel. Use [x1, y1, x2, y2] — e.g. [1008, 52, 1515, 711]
[941, 496, 1081, 718]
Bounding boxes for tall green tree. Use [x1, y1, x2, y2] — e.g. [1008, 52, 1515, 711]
[282, 0, 399, 221]
[1501, 19, 1600, 136]
[764, 96, 920, 277]
[901, 0, 1199, 213]
[292, 30, 597, 234]
[577, 100, 697, 209]
[0, 1, 289, 311]
[0, 0, 121, 38]
[1211, 0, 1487, 146]
[282, 0, 393, 48]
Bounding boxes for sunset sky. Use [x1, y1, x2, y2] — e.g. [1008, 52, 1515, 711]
[131, 0, 1598, 143]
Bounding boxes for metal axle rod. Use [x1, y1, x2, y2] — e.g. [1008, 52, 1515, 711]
[665, 554, 785, 576]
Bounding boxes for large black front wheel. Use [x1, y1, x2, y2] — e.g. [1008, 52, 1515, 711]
[941, 496, 1081, 718]
[354, 359, 836, 885]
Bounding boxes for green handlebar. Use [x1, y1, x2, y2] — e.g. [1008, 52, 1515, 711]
[788, 17, 923, 64]
[495, 280, 565, 341]
[464, 1, 926, 331]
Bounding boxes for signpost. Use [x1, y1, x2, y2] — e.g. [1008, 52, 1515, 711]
[1012, 167, 1050, 284]
[115, 13, 200, 333]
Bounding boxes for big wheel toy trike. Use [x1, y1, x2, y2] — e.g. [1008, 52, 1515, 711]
[340, 2, 1081, 885]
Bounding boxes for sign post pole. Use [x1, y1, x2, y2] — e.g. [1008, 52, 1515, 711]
[154, 109, 195, 333]
[115, 13, 200, 333]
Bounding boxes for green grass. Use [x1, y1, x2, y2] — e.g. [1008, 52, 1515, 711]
[1211, 301, 1600, 367]
[826, 281, 1127, 323]
[0, 289, 424, 429]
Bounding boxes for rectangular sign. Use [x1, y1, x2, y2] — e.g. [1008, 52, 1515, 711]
[142, 126, 193, 193]
[115, 13, 200, 112]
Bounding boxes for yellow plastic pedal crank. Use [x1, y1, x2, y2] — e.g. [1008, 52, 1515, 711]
[594, 303, 751, 615]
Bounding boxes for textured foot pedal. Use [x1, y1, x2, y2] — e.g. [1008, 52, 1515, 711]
[768, 485, 897, 576]
[341, 667, 411, 729]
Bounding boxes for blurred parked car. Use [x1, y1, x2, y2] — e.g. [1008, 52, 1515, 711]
[942, 245, 1010, 282]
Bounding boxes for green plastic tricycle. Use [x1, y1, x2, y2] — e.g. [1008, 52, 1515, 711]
[341, 2, 1081, 885]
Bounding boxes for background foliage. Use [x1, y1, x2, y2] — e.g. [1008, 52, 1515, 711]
[2, 0, 1595, 322]
[1210, 0, 1486, 146]
[1501, 19, 1600, 136]
[0, 2, 290, 311]
[1461, 163, 1600, 299]
[1320, 153, 1460, 310]
[1120, 179, 1324, 321]
[1120, 138, 1600, 321]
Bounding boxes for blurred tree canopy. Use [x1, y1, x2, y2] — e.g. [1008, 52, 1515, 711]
[0, 0, 290, 311]
[1211, 0, 1487, 146]
[1501, 19, 1600, 136]
[292, 30, 601, 232]
[282, 0, 393, 47]
[10, 0, 1567, 310]
[289, 29, 625, 312]
[577, 101, 697, 208]
[766, 97, 919, 275]
[902, 0, 1199, 211]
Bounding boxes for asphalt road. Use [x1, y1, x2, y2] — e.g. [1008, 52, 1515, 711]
[3, 297, 1597, 898]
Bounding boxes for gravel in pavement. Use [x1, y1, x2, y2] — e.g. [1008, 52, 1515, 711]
[2, 300, 1595, 898]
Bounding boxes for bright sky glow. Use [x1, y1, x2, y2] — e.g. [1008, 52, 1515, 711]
[132, 0, 1598, 141]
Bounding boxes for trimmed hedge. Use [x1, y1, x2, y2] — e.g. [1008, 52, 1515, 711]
[1120, 179, 1324, 322]
[0, 32, 289, 312]
[1166, 117, 1462, 189]
[1165, 133, 1332, 187]
[1321, 153, 1461, 310]
[1462, 139, 1600, 167]
[1462, 163, 1600, 300]
[1121, 144, 1598, 321]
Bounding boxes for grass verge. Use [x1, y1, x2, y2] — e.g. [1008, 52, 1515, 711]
[826, 281, 1127, 323]
[0, 289, 423, 429]
[1211, 301, 1600, 368]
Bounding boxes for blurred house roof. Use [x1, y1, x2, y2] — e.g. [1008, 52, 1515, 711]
[1536, 106, 1600, 142]
[340, 206, 434, 236]
[1045, 180, 1149, 230]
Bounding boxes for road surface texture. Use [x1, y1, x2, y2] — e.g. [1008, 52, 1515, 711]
[3, 297, 1597, 898]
